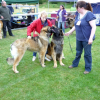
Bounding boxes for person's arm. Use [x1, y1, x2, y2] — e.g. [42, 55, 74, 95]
[27, 20, 37, 38]
[64, 9, 67, 17]
[65, 26, 75, 36]
[88, 20, 96, 44]
[0, 8, 3, 19]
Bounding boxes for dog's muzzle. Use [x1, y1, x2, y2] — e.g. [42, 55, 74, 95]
[50, 26, 57, 34]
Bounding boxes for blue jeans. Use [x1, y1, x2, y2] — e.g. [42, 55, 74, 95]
[33, 52, 37, 56]
[72, 40, 92, 72]
[58, 21, 65, 33]
[33, 51, 48, 57]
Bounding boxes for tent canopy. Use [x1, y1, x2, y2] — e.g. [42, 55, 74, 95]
[49, 0, 77, 2]
[78, 0, 100, 3]
[0, 0, 39, 4]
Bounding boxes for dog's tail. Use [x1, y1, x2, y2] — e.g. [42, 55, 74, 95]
[6, 57, 14, 65]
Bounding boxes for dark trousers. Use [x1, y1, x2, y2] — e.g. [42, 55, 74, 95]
[2, 20, 13, 36]
[72, 40, 92, 72]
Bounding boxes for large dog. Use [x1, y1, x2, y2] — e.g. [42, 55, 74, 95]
[0, 20, 3, 39]
[66, 17, 75, 29]
[7, 26, 55, 73]
[46, 26, 65, 68]
[66, 12, 75, 29]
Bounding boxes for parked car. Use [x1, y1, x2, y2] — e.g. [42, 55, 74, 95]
[22, 8, 31, 13]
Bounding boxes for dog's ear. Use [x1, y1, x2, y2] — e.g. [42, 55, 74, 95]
[50, 25, 56, 29]
[70, 18, 74, 21]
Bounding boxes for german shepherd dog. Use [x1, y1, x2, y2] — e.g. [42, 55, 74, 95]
[66, 17, 75, 29]
[46, 26, 65, 68]
[0, 20, 3, 39]
[7, 26, 55, 73]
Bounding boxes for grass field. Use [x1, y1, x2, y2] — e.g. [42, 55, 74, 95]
[0, 26, 100, 100]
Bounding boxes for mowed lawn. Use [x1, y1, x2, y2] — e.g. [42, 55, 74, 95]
[0, 26, 100, 100]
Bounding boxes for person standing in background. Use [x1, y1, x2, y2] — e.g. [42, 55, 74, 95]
[0, 1, 14, 38]
[7, 3, 14, 27]
[57, 5, 67, 33]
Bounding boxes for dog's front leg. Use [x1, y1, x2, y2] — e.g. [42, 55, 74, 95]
[39, 50, 46, 67]
[59, 54, 65, 66]
[52, 52, 57, 68]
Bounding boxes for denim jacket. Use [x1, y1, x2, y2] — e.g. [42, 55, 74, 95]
[57, 9, 67, 21]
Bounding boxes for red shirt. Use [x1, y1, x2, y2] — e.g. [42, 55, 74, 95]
[27, 18, 52, 37]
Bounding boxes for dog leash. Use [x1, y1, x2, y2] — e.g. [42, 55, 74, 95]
[68, 36, 73, 54]
[68, 36, 89, 57]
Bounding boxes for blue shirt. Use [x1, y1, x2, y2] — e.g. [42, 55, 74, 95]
[75, 11, 96, 41]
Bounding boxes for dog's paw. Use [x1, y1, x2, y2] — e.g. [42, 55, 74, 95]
[42, 65, 46, 67]
[15, 70, 19, 73]
[61, 63, 65, 66]
[12, 68, 19, 73]
[53, 63, 57, 68]
[53, 66, 57, 68]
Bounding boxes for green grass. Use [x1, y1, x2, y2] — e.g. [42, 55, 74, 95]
[0, 26, 100, 100]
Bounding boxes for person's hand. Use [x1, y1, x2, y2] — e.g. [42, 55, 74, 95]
[65, 32, 70, 36]
[64, 15, 67, 17]
[1, 16, 4, 19]
[88, 38, 93, 44]
[27, 36, 31, 39]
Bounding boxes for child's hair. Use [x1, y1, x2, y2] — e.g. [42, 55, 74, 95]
[40, 11, 47, 17]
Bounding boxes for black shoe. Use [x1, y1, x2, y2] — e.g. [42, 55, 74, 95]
[10, 35, 14, 37]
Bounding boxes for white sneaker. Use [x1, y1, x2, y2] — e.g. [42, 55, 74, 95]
[32, 56, 36, 61]
[45, 57, 51, 61]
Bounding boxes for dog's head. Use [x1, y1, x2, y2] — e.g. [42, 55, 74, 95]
[50, 26, 59, 34]
[50, 26, 64, 38]
[40, 26, 52, 38]
[66, 17, 75, 29]
[66, 17, 74, 24]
